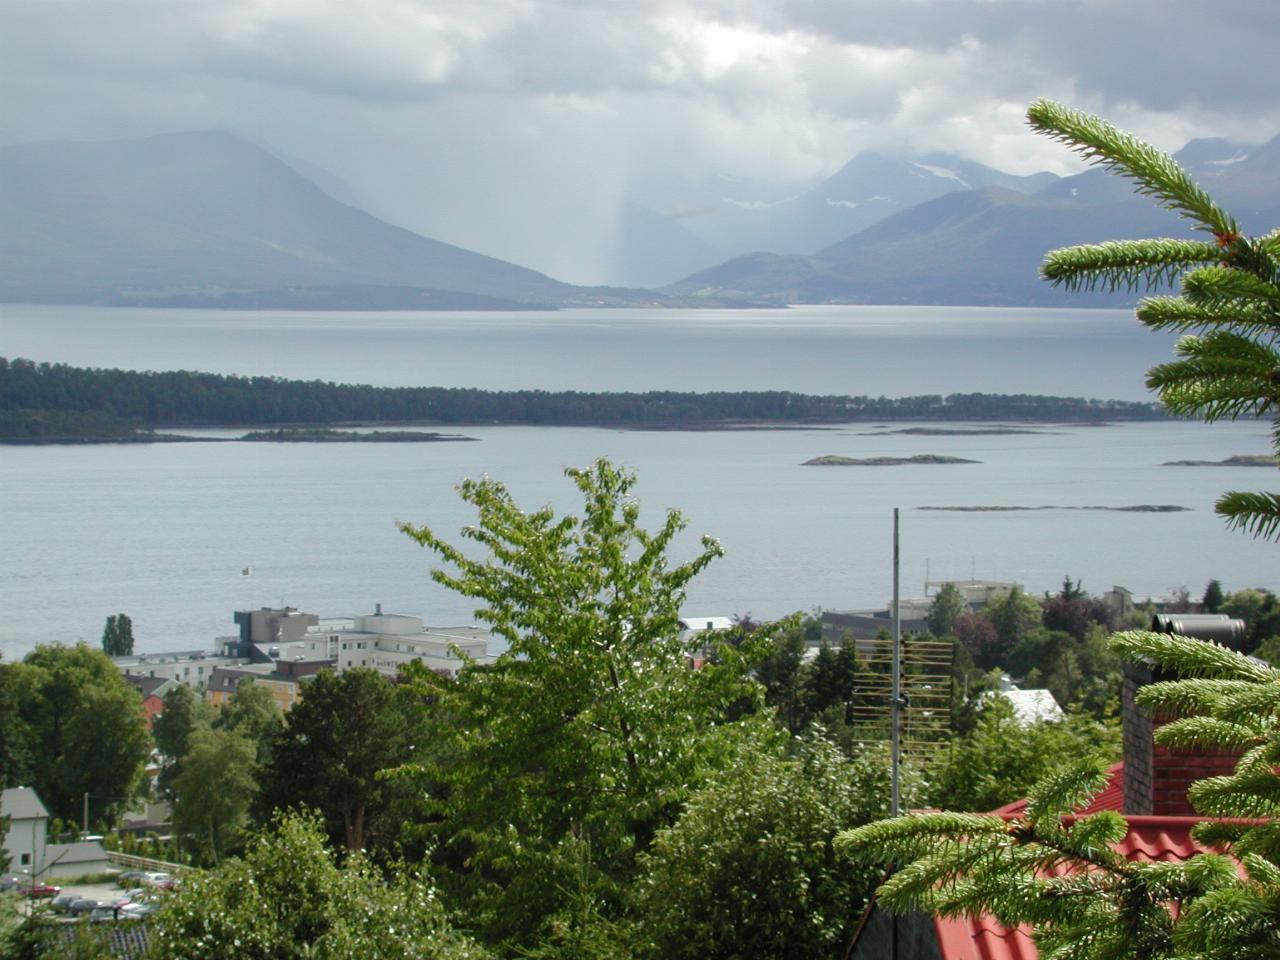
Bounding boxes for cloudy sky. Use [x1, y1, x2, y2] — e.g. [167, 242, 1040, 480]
[4, 0, 1277, 283]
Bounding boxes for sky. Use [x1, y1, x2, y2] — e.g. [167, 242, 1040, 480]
[4, 0, 1278, 284]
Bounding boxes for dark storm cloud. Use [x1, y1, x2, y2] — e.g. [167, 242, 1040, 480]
[780, 0, 1280, 114]
[1, 0, 1274, 283]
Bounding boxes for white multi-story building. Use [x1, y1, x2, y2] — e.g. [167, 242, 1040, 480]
[301, 606, 494, 678]
[113, 648, 250, 684]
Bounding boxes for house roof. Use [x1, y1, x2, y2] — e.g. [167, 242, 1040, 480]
[980, 688, 1064, 725]
[930, 762, 1235, 960]
[990, 762, 1125, 818]
[45, 840, 109, 865]
[1, 786, 49, 820]
[124, 674, 175, 699]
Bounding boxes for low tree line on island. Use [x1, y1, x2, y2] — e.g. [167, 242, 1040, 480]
[0, 356, 1166, 441]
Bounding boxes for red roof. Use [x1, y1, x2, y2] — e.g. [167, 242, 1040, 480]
[930, 762, 1233, 960]
[989, 761, 1126, 819]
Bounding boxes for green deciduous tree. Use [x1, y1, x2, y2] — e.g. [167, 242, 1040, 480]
[926, 695, 1119, 813]
[635, 737, 917, 960]
[398, 459, 769, 948]
[927, 582, 966, 637]
[152, 684, 215, 803]
[0, 667, 31, 789]
[100, 613, 133, 657]
[172, 728, 257, 866]
[215, 678, 283, 769]
[145, 810, 490, 960]
[3, 644, 150, 824]
[1222, 587, 1280, 653]
[986, 586, 1043, 656]
[1029, 98, 1280, 541]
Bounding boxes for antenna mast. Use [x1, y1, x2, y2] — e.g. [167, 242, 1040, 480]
[891, 508, 902, 817]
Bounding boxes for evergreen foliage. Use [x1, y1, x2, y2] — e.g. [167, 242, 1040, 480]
[257, 668, 422, 853]
[836, 102, 1280, 958]
[839, 629, 1280, 959]
[1028, 99, 1280, 541]
[100, 613, 133, 657]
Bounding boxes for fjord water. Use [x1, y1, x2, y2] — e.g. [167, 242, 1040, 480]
[2, 304, 1276, 659]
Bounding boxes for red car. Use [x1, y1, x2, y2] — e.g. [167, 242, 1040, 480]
[20, 881, 60, 898]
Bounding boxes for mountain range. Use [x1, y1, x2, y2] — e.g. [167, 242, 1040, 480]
[0, 130, 1275, 309]
[0, 132, 662, 308]
[666, 135, 1280, 306]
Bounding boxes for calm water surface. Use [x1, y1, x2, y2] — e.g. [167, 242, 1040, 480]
[2, 305, 1275, 659]
[3, 302, 1180, 398]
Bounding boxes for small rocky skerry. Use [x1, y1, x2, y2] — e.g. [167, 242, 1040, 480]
[917, 504, 1191, 512]
[802, 454, 980, 466]
[1161, 454, 1277, 467]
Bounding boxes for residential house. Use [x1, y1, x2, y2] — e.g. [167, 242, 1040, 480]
[121, 674, 178, 730]
[1, 786, 48, 876]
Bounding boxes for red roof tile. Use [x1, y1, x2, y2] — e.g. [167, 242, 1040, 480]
[935, 917, 1038, 960]
[929, 762, 1244, 960]
[989, 762, 1125, 817]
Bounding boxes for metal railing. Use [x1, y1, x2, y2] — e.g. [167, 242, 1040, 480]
[105, 850, 189, 874]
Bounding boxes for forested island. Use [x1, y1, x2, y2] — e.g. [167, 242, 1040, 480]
[0, 357, 1168, 442]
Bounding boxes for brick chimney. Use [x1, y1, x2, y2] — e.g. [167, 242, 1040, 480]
[1122, 614, 1247, 816]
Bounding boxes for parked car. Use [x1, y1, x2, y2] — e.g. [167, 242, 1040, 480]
[116, 870, 148, 888]
[20, 881, 60, 898]
[49, 893, 79, 914]
[118, 902, 156, 920]
[66, 898, 100, 917]
[88, 905, 122, 924]
[139, 871, 171, 888]
[0, 874, 23, 892]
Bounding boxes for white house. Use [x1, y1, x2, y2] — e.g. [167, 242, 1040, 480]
[1, 786, 48, 876]
[677, 616, 734, 645]
[981, 675, 1065, 724]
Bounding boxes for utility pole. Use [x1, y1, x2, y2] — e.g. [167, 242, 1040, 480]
[83, 792, 89, 839]
[891, 508, 902, 818]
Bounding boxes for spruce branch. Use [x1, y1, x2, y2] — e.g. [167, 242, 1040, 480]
[1136, 296, 1279, 337]
[1025, 756, 1114, 823]
[1026, 99, 1237, 238]
[1216, 491, 1280, 542]
[1189, 773, 1280, 818]
[1181, 265, 1280, 313]
[1135, 678, 1271, 717]
[1041, 239, 1222, 292]
[1153, 715, 1265, 753]
[1110, 630, 1275, 682]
